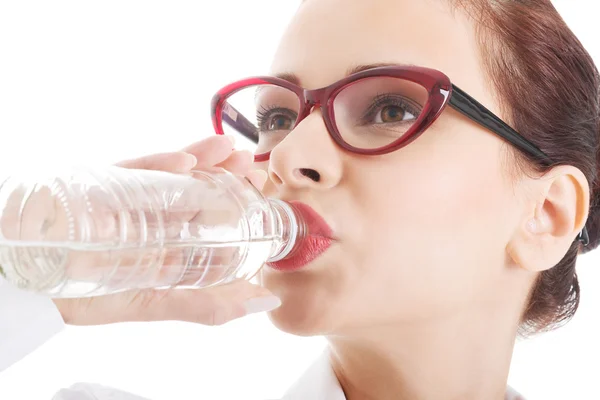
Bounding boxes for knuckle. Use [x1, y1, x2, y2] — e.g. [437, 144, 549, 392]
[207, 307, 229, 326]
[199, 295, 230, 326]
[127, 290, 163, 320]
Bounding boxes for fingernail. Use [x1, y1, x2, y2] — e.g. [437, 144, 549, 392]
[224, 135, 236, 147]
[241, 150, 254, 163]
[252, 169, 268, 188]
[182, 153, 197, 169]
[244, 295, 282, 315]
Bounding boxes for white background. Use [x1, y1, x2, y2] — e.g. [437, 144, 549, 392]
[0, 1, 598, 399]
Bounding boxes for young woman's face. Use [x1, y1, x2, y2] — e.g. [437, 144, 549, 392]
[258, 0, 534, 335]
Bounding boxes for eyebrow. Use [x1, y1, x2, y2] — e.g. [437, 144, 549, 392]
[274, 62, 400, 86]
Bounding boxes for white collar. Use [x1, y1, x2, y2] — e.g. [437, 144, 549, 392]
[280, 350, 346, 400]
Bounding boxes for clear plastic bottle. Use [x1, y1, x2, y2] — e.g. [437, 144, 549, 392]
[0, 166, 302, 298]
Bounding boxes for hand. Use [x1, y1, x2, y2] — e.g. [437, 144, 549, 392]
[52, 135, 280, 326]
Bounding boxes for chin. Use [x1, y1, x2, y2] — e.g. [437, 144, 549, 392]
[266, 300, 334, 336]
[261, 269, 341, 336]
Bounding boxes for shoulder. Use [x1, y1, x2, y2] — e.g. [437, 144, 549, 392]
[52, 383, 150, 400]
[506, 386, 526, 400]
[0, 277, 64, 372]
[280, 350, 346, 400]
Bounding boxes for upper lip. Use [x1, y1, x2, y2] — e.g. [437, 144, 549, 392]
[288, 200, 335, 240]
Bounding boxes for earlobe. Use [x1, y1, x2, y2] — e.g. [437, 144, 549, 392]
[507, 166, 590, 273]
[507, 208, 549, 273]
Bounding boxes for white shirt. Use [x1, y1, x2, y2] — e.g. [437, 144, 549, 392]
[49, 351, 347, 400]
[0, 277, 525, 400]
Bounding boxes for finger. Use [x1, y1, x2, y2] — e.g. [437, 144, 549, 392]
[214, 150, 254, 175]
[116, 152, 197, 173]
[180, 135, 236, 168]
[246, 169, 269, 191]
[150, 280, 281, 325]
[57, 279, 281, 326]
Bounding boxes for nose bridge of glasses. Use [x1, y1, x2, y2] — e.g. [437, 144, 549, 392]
[298, 87, 329, 121]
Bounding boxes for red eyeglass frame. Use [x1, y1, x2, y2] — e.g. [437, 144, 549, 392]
[211, 66, 551, 162]
[210, 65, 589, 246]
[211, 66, 453, 161]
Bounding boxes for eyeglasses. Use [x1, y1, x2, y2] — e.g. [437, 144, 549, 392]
[211, 65, 589, 246]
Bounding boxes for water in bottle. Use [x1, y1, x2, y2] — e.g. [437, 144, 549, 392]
[0, 167, 303, 297]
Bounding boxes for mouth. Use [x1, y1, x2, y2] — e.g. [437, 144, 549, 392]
[267, 201, 334, 272]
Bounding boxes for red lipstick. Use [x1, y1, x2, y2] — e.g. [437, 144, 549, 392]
[267, 201, 333, 271]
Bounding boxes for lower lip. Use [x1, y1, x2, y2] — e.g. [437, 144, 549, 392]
[267, 202, 333, 272]
[267, 235, 333, 271]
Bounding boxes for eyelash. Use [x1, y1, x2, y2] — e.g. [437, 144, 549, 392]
[362, 94, 422, 123]
[255, 94, 420, 131]
[256, 106, 297, 130]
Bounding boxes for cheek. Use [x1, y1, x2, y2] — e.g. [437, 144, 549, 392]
[356, 154, 506, 248]
[343, 148, 516, 318]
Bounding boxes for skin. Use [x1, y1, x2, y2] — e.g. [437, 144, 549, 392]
[51, 0, 589, 398]
[256, 0, 590, 399]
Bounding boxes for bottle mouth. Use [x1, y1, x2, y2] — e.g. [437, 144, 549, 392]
[267, 199, 305, 262]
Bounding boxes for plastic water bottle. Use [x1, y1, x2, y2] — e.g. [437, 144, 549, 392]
[0, 166, 302, 298]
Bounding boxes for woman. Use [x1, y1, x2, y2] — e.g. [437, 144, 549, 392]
[2, 0, 599, 399]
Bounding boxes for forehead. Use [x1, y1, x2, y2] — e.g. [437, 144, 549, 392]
[270, 0, 486, 95]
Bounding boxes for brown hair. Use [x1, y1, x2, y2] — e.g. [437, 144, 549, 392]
[452, 0, 600, 334]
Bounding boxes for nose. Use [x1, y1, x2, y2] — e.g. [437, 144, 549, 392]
[268, 108, 343, 192]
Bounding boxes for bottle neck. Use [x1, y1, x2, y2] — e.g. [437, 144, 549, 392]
[267, 199, 305, 262]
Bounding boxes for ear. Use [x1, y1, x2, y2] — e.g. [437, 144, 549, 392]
[507, 165, 590, 272]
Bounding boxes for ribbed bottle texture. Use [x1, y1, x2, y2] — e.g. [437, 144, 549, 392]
[0, 167, 300, 298]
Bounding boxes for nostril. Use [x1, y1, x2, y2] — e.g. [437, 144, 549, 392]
[299, 168, 320, 182]
[269, 170, 283, 186]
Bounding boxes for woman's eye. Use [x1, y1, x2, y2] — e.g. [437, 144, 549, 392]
[256, 107, 297, 133]
[268, 115, 293, 130]
[374, 105, 416, 124]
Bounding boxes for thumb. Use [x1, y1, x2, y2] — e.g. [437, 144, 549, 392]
[133, 280, 281, 325]
[54, 280, 281, 326]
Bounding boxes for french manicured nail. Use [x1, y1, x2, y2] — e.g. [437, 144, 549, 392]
[244, 295, 282, 315]
[224, 135, 236, 147]
[182, 153, 197, 169]
[250, 169, 268, 188]
[240, 150, 254, 163]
